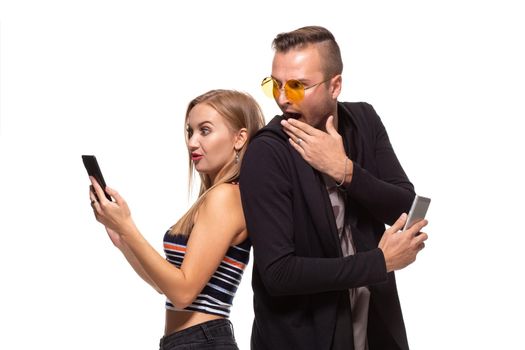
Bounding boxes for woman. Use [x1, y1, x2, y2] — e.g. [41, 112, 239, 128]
[88, 89, 265, 349]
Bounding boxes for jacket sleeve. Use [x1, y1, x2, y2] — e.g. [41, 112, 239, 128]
[240, 136, 388, 296]
[344, 103, 415, 225]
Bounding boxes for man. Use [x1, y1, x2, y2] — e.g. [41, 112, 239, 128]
[239, 26, 428, 350]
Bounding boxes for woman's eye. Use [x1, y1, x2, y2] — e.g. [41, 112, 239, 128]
[201, 127, 210, 135]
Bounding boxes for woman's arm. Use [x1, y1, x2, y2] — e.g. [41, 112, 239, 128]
[90, 185, 161, 292]
[90, 178, 245, 308]
[107, 227, 162, 293]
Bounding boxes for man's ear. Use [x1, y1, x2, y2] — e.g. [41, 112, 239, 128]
[234, 128, 248, 151]
[330, 74, 342, 100]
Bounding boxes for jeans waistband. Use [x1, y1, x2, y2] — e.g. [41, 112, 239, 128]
[159, 318, 235, 348]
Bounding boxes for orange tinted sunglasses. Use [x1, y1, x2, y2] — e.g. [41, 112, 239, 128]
[261, 76, 332, 103]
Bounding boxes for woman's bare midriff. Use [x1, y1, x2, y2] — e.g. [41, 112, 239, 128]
[165, 309, 223, 335]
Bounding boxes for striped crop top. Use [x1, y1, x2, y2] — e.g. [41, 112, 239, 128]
[163, 230, 251, 317]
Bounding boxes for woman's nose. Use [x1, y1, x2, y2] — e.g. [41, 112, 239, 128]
[187, 135, 199, 149]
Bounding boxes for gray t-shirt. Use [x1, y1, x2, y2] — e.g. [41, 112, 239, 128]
[323, 174, 371, 350]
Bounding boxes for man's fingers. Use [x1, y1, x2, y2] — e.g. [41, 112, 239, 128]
[283, 129, 302, 144]
[283, 117, 318, 136]
[415, 231, 429, 243]
[282, 121, 309, 141]
[389, 213, 408, 233]
[407, 219, 428, 237]
[325, 115, 338, 136]
[288, 137, 306, 156]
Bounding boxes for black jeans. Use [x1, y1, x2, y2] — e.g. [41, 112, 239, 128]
[159, 318, 239, 350]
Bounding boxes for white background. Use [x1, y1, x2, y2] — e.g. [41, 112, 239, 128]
[1, 1, 524, 349]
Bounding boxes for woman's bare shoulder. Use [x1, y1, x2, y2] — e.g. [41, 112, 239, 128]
[200, 183, 242, 214]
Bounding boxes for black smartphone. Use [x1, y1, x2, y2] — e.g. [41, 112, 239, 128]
[82, 155, 112, 201]
[403, 195, 431, 231]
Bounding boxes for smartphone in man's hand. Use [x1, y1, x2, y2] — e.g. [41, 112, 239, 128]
[403, 195, 431, 231]
[82, 155, 112, 201]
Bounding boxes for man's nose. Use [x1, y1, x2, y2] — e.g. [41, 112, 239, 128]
[275, 86, 291, 105]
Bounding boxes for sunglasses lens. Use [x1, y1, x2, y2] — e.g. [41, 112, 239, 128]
[284, 80, 305, 103]
[261, 77, 306, 103]
[261, 77, 276, 99]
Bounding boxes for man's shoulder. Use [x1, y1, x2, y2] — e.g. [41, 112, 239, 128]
[251, 115, 288, 145]
[338, 101, 377, 119]
[338, 101, 383, 130]
[243, 115, 293, 169]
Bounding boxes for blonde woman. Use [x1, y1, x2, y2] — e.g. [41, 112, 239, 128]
[88, 90, 265, 349]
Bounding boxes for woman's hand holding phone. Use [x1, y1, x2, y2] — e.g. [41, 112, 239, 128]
[89, 176, 135, 238]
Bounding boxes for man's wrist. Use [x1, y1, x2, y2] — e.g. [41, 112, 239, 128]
[335, 157, 353, 187]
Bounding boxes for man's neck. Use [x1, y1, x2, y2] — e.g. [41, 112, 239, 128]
[318, 112, 339, 132]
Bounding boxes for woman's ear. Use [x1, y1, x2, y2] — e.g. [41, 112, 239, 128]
[234, 128, 248, 151]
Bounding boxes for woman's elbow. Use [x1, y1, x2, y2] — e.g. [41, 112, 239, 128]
[165, 290, 199, 309]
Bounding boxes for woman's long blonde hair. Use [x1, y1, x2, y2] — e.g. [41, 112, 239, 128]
[170, 89, 265, 236]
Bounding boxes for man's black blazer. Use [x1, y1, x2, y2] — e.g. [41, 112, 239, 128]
[240, 102, 415, 350]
